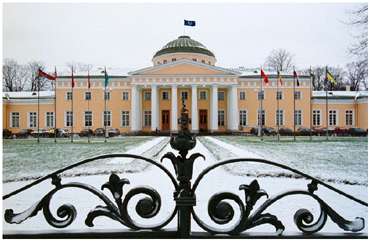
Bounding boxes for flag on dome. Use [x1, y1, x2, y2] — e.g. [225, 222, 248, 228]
[260, 69, 269, 84]
[184, 20, 196, 26]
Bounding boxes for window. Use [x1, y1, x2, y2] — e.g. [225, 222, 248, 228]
[84, 111, 92, 127]
[172, 58, 176, 62]
[121, 111, 130, 127]
[313, 110, 321, 126]
[144, 91, 151, 101]
[192, 58, 197, 62]
[46, 112, 55, 128]
[294, 91, 301, 100]
[218, 91, 225, 101]
[276, 109, 284, 126]
[258, 109, 265, 126]
[199, 91, 207, 100]
[29, 112, 37, 128]
[239, 91, 246, 100]
[162, 91, 169, 100]
[345, 110, 353, 126]
[294, 110, 302, 126]
[276, 91, 283, 100]
[329, 110, 337, 126]
[85, 92, 91, 100]
[258, 91, 264, 100]
[65, 111, 73, 127]
[122, 91, 129, 100]
[104, 91, 110, 100]
[10, 112, 19, 128]
[66, 91, 72, 100]
[103, 111, 111, 127]
[144, 111, 151, 127]
[218, 110, 225, 127]
[239, 110, 247, 127]
[201, 60, 205, 64]
[181, 91, 188, 100]
[163, 60, 167, 64]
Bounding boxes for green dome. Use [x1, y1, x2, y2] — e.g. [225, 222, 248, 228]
[153, 36, 215, 58]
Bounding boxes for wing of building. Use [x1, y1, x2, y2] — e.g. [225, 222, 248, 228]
[2, 35, 368, 134]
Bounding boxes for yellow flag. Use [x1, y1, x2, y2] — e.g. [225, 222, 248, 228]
[326, 71, 336, 84]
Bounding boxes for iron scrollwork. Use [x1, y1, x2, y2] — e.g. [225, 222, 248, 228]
[3, 98, 368, 238]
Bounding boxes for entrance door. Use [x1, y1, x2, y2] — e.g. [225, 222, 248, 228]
[162, 110, 170, 131]
[199, 110, 208, 131]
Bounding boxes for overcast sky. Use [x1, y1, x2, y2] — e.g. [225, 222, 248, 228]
[3, 2, 365, 71]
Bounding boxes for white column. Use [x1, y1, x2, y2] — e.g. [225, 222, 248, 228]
[191, 85, 199, 132]
[229, 85, 239, 131]
[171, 85, 178, 132]
[210, 85, 218, 132]
[151, 84, 159, 131]
[131, 85, 140, 132]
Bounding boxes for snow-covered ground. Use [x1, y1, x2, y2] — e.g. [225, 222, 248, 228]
[3, 136, 368, 234]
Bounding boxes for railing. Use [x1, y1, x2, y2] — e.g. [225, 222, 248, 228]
[3, 99, 368, 239]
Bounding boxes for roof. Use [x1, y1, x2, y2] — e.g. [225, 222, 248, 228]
[3, 91, 55, 99]
[237, 68, 310, 78]
[153, 36, 215, 58]
[56, 67, 131, 78]
[312, 91, 368, 99]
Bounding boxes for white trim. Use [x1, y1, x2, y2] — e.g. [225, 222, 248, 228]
[239, 109, 248, 127]
[27, 112, 37, 128]
[84, 91, 92, 101]
[312, 109, 322, 126]
[45, 111, 55, 128]
[275, 109, 284, 126]
[64, 111, 73, 128]
[122, 91, 129, 101]
[294, 109, 303, 127]
[84, 110, 93, 128]
[121, 110, 130, 128]
[10, 112, 20, 128]
[102, 110, 112, 127]
[345, 109, 355, 127]
[328, 109, 339, 127]
[217, 109, 225, 127]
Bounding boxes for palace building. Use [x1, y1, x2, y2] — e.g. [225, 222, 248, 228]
[2, 35, 368, 134]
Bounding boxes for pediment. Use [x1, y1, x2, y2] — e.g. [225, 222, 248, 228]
[129, 60, 239, 76]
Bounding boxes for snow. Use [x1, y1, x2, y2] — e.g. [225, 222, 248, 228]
[312, 90, 368, 98]
[3, 136, 368, 235]
[3, 91, 54, 99]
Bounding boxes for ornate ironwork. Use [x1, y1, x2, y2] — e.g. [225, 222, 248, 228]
[3, 99, 368, 238]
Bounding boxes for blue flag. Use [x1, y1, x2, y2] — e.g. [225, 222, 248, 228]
[184, 20, 196, 26]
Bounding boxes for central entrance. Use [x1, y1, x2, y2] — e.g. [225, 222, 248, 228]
[161, 110, 170, 131]
[199, 109, 208, 131]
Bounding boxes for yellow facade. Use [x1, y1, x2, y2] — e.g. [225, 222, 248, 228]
[2, 35, 368, 134]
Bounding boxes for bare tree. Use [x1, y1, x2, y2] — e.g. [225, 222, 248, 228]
[265, 49, 294, 72]
[3, 59, 28, 92]
[345, 61, 367, 90]
[27, 61, 51, 91]
[307, 66, 346, 91]
[347, 4, 368, 89]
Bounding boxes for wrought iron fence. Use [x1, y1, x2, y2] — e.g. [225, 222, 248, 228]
[3, 99, 368, 238]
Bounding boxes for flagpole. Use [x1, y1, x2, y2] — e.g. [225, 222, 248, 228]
[276, 69, 280, 142]
[309, 66, 313, 141]
[258, 67, 263, 140]
[88, 70, 91, 144]
[104, 67, 107, 143]
[37, 74, 40, 144]
[325, 66, 329, 141]
[54, 67, 57, 143]
[293, 67, 296, 141]
[71, 67, 74, 143]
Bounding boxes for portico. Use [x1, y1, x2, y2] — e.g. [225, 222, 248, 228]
[130, 83, 239, 133]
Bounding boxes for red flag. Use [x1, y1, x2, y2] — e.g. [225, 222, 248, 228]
[38, 68, 56, 80]
[87, 70, 91, 89]
[71, 67, 75, 88]
[260, 69, 269, 84]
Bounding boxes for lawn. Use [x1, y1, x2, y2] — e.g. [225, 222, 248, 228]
[3, 136, 154, 182]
